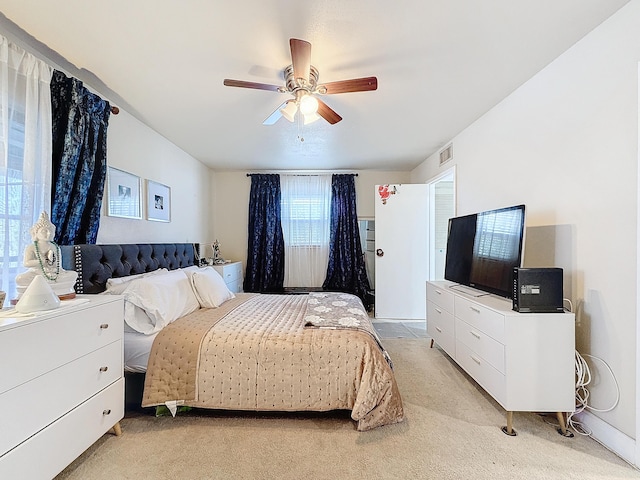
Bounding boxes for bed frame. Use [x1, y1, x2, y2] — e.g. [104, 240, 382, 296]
[60, 243, 198, 410]
[60, 243, 198, 294]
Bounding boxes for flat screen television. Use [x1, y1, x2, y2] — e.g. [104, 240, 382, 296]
[443, 213, 477, 286]
[444, 204, 525, 298]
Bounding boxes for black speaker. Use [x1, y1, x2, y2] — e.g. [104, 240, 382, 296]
[512, 267, 564, 313]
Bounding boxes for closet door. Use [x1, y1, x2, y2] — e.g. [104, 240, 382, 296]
[374, 184, 429, 319]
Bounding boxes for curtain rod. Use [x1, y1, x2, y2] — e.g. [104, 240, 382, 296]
[0, 27, 120, 117]
[246, 173, 358, 177]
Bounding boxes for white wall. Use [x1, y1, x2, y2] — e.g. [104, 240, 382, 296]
[412, 0, 640, 449]
[97, 110, 211, 245]
[0, 15, 213, 248]
[209, 170, 411, 268]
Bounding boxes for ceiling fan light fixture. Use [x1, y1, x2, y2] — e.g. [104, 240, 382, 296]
[303, 112, 321, 125]
[225, 38, 376, 126]
[280, 101, 297, 122]
[299, 94, 319, 115]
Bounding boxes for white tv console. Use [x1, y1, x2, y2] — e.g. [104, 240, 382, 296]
[426, 280, 575, 436]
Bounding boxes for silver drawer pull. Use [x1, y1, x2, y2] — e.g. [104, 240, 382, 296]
[435, 326, 442, 333]
[103, 409, 112, 416]
[99, 366, 108, 372]
[469, 306, 481, 314]
[435, 290, 442, 295]
[99, 323, 109, 329]
[470, 330, 481, 339]
[435, 307, 442, 314]
[471, 355, 481, 365]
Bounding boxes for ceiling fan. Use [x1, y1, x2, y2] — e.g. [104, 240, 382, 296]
[223, 38, 377, 126]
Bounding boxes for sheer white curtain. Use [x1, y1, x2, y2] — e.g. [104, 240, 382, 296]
[280, 174, 331, 288]
[0, 35, 53, 304]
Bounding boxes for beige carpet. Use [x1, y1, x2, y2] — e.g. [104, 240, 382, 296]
[56, 338, 639, 480]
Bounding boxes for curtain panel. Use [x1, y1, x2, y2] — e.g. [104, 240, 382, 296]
[50, 70, 111, 245]
[280, 174, 331, 288]
[323, 174, 370, 302]
[243, 174, 285, 293]
[0, 35, 53, 303]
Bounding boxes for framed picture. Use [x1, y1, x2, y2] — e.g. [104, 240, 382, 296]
[146, 179, 171, 222]
[106, 167, 142, 219]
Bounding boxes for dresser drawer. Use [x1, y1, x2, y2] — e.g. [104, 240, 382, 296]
[456, 340, 506, 406]
[426, 301, 453, 353]
[0, 378, 124, 479]
[0, 340, 122, 456]
[213, 262, 242, 283]
[0, 300, 122, 395]
[226, 279, 241, 294]
[427, 283, 454, 313]
[454, 296, 505, 343]
[455, 318, 505, 373]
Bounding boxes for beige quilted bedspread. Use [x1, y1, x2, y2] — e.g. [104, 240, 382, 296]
[142, 293, 404, 431]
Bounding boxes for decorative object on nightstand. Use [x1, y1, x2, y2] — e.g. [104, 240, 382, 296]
[211, 239, 226, 264]
[14, 212, 77, 300]
[15, 275, 60, 313]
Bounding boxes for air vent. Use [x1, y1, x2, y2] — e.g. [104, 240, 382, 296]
[439, 143, 453, 166]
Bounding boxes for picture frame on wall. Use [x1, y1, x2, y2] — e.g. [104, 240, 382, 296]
[146, 179, 171, 222]
[106, 167, 142, 219]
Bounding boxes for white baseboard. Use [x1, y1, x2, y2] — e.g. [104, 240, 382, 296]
[574, 410, 637, 467]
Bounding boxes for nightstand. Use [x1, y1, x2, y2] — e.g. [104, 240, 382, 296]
[0, 295, 124, 478]
[213, 261, 243, 293]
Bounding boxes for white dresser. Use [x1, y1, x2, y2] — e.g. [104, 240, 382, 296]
[0, 295, 124, 478]
[213, 261, 243, 293]
[426, 281, 575, 435]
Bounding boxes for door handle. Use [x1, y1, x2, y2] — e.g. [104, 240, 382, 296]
[376, 248, 384, 257]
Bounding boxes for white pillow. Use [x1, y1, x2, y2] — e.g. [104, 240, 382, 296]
[104, 268, 169, 295]
[122, 269, 200, 334]
[180, 265, 202, 278]
[190, 267, 235, 308]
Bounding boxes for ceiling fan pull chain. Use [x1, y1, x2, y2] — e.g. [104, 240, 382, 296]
[297, 113, 304, 142]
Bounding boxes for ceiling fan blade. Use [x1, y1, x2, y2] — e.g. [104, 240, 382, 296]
[319, 76, 378, 94]
[262, 101, 290, 125]
[316, 98, 342, 125]
[223, 79, 281, 92]
[290, 38, 311, 83]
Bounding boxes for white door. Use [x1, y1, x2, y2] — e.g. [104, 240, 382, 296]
[375, 184, 429, 319]
[428, 167, 456, 281]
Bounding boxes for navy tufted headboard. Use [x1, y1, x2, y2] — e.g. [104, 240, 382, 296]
[60, 243, 198, 294]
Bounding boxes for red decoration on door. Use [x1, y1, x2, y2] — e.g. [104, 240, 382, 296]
[378, 185, 397, 205]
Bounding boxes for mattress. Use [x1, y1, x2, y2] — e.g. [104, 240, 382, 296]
[123, 329, 157, 373]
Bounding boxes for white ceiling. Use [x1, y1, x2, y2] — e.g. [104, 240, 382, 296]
[0, 0, 630, 171]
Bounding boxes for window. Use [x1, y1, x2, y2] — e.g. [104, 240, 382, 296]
[0, 35, 52, 304]
[0, 112, 26, 294]
[282, 192, 330, 246]
[280, 175, 331, 287]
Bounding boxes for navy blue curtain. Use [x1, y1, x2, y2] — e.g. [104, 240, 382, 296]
[323, 174, 370, 301]
[243, 174, 285, 293]
[50, 70, 111, 245]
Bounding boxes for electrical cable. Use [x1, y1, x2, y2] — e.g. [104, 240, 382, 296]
[561, 299, 620, 436]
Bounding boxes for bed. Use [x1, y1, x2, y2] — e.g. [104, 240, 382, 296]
[61, 243, 404, 431]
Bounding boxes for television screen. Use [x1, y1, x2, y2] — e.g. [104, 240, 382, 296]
[444, 213, 477, 286]
[443, 204, 525, 298]
[468, 205, 525, 298]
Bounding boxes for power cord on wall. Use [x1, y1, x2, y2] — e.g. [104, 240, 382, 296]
[562, 298, 620, 436]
